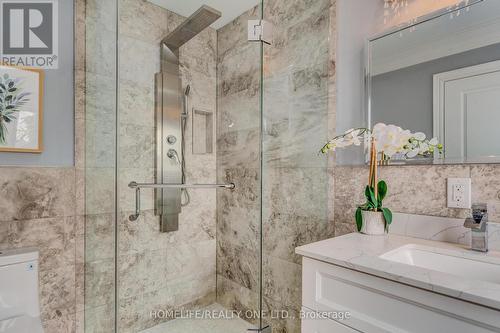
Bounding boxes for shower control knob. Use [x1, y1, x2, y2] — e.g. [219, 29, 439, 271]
[166, 135, 177, 145]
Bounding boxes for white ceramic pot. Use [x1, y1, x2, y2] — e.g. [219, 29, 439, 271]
[360, 210, 386, 235]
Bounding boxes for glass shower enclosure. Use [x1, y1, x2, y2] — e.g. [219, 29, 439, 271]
[84, 0, 333, 332]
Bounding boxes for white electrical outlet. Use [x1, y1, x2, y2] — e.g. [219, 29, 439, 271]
[447, 178, 471, 209]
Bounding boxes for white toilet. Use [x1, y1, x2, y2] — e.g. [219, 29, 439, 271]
[0, 248, 44, 333]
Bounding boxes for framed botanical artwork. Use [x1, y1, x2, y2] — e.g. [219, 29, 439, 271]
[0, 64, 44, 153]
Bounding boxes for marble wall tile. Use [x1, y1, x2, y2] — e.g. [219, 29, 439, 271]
[471, 164, 500, 222]
[85, 258, 115, 309]
[85, 214, 115, 262]
[334, 165, 472, 231]
[216, 239, 260, 292]
[118, 0, 169, 43]
[86, 0, 117, 32]
[85, 20, 116, 77]
[0, 167, 76, 222]
[9, 216, 76, 268]
[118, 124, 155, 169]
[74, 70, 86, 170]
[85, 167, 115, 215]
[217, 5, 261, 59]
[262, 297, 301, 333]
[263, 256, 302, 308]
[83, 303, 115, 333]
[217, 129, 260, 170]
[74, 0, 86, 72]
[216, 275, 260, 326]
[118, 80, 155, 128]
[40, 263, 77, 321]
[218, 92, 260, 135]
[119, 36, 159, 85]
[75, 168, 85, 217]
[263, 212, 334, 265]
[333, 164, 500, 235]
[43, 312, 76, 333]
[218, 42, 261, 99]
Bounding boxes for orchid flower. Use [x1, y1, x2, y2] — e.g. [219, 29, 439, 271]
[320, 123, 443, 159]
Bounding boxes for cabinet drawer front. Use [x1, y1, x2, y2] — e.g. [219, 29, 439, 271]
[302, 307, 358, 333]
[302, 258, 500, 333]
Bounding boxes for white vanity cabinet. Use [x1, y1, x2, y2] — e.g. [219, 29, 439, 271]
[301, 257, 500, 333]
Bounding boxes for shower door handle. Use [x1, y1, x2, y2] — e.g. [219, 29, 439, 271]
[128, 182, 235, 222]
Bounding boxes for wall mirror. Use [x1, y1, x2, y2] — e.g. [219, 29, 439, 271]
[367, 0, 500, 164]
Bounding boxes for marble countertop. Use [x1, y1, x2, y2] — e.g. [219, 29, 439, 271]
[296, 233, 500, 310]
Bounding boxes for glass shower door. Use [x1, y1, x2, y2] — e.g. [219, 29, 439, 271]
[260, 0, 334, 331]
[114, 0, 264, 332]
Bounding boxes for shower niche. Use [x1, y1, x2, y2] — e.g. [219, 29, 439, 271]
[192, 108, 214, 155]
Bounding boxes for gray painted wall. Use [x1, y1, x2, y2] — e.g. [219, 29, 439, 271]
[372, 43, 500, 138]
[0, 0, 74, 166]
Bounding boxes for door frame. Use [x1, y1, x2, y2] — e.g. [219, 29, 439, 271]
[433, 59, 500, 161]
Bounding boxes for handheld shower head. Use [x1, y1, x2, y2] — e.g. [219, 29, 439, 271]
[182, 85, 190, 118]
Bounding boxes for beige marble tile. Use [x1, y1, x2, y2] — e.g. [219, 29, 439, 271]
[9, 216, 76, 269]
[85, 213, 115, 262]
[0, 167, 76, 222]
[216, 275, 260, 326]
[75, 168, 85, 217]
[262, 297, 301, 333]
[42, 311, 76, 333]
[263, 256, 302, 308]
[85, 19, 116, 77]
[74, 0, 86, 72]
[379, 165, 471, 218]
[85, 167, 116, 215]
[118, 0, 169, 44]
[217, 5, 261, 58]
[85, 258, 115, 309]
[86, 0, 117, 32]
[118, 80, 155, 128]
[216, 240, 259, 292]
[40, 263, 76, 323]
[84, 303, 115, 333]
[471, 164, 500, 222]
[334, 165, 472, 231]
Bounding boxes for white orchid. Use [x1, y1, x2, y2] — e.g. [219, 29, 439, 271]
[321, 123, 443, 159]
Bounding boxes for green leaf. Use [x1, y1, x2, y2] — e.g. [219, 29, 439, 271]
[355, 207, 363, 232]
[382, 208, 393, 230]
[377, 180, 388, 202]
[365, 185, 377, 207]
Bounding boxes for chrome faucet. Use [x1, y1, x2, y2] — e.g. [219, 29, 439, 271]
[464, 203, 488, 252]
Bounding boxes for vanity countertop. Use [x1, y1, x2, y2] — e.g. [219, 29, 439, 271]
[296, 233, 500, 311]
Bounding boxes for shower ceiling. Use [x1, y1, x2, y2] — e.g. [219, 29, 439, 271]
[148, 0, 259, 29]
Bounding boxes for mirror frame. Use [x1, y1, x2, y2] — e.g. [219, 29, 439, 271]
[364, 0, 491, 165]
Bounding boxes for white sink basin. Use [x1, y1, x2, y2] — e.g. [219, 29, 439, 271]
[380, 244, 500, 285]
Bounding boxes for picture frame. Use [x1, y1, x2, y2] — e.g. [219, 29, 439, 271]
[0, 64, 44, 153]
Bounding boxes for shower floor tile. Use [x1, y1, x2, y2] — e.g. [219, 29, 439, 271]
[140, 303, 253, 333]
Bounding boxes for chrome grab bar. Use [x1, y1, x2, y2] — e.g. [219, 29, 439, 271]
[128, 182, 235, 221]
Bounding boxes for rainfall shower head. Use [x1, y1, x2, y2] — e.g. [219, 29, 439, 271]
[161, 5, 221, 51]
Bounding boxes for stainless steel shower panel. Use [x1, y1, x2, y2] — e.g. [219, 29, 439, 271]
[155, 6, 221, 233]
[155, 62, 182, 232]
